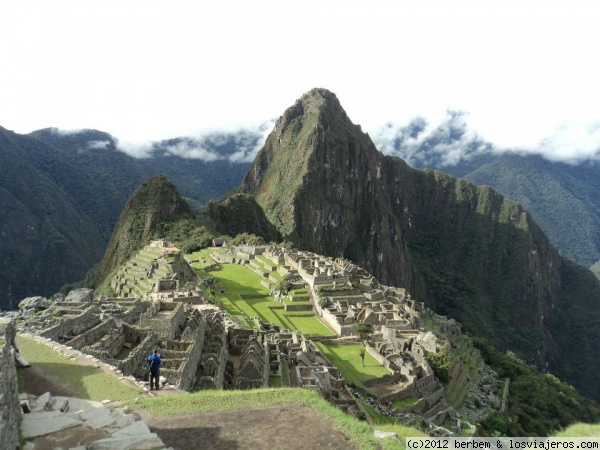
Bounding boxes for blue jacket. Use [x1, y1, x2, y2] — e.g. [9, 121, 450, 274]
[147, 353, 161, 371]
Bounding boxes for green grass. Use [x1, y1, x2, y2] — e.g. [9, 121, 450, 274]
[16, 335, 144, 401]
[553, 423, 600, 437]
[269, 376, 282, 387]
[392, 397, 419, 409]
[127, 388, 421, 449]
[316, 343, 391, 387]
[193, 259, 334, 336]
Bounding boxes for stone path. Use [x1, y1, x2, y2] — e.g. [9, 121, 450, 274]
[20, 392, 172, 450]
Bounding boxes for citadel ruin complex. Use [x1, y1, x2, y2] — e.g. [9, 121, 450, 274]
[12, 240, 500, 435]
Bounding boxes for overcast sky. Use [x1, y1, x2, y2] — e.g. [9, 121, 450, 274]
[1, 1, 599, 164]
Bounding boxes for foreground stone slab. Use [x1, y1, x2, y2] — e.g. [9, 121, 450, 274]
[80, 407, 116, 429]
[22, 410, 81, 438]
[113, 420, 151, 437]
[88, 433, 164, 449]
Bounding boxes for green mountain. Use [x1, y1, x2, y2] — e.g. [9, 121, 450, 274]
[0, 127, 251, 308]
[94, 174, 194, 286]
[379, 119, 600, 269]
[443, 154, 600, 268]
[236, 88, 600, 401]
[203, 193, 281, 242]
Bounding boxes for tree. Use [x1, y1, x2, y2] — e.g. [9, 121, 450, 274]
[426, 343, 451, 384]
[275, 275, 291, 295]
[200, 276, 220, 287]
[352, 323, 374, 342]
[359, 349, 365, 367]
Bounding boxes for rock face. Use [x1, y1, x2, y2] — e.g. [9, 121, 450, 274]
[95, 174, 194, 286]
[19, 296, 49, 311]
[238, 88, 600, 400]
[65, 288, 94, 303]
[203, 193, 281, 242]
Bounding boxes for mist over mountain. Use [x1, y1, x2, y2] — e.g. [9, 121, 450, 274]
[0, 126, 252, 308]
[374, 115, 600, 267]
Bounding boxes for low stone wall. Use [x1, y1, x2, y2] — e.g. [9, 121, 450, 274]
[284, 303, 312, 312]
[0, 318, 20, 450]
[40, 306, 101, 341]
[67, 318, 117, 350]
[366, 343, 392, 369]
[112, 301, 150, 323]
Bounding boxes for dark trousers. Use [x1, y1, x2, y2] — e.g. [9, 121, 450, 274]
[149, 370, 160, 389]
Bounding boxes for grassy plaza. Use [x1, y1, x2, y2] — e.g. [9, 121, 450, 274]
[190, 251, 335, 337]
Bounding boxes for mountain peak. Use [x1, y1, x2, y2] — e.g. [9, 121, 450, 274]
[240, 88, 379, 236]
[94, 174, 193, 286]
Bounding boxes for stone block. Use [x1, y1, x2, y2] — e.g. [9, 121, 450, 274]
[21, 410, 82, 438]
[81, 407, 116, 429]
[88, 434, 164, 449]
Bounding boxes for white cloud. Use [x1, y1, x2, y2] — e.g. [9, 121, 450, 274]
[227, 120, 276, 163]
[115, 140, 154, 159]
[538, 122, 600, 164]
[373, 112, 492, 167]
[87, 140, 111, 150]
[1, 2, 599, 165]
[164, 141, 222, 161]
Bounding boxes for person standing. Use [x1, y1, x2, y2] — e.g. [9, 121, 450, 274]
[147, 349, 161, 390]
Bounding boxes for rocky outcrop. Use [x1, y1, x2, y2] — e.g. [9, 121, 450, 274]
[20, 392, 169, 449]
[19, 296, 49, 312]
[203, 193, 281, 243]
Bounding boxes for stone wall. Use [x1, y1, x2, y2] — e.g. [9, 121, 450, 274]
[168, 314, 206, 391]
[40, 306, 101, 341]
[0, 318, 20, 450]
[139, 302, 185, 340]
[112, 301, 150, 323]
[67, 318, 117, 350]
[118, 333, 160, 379]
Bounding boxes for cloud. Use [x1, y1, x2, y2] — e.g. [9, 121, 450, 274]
[225, 120, 276, 163]
[87, 140, 111, 149]
[115, 140, 154, 158]
[373, 113, 600, 167]
[373, 111, 492, 168]
[111, 120, 277, 164]
[163, 141, 223, 161]
[538, 122, 600, 164]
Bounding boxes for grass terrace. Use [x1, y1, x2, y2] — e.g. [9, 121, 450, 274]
[16, 335, 143, 401]
[315, 342, 391, 388]
[192, 253, 335, 337]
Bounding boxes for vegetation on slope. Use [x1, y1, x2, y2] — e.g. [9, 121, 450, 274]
[472, 337, 600, 437]
[440, 153, 600, 267]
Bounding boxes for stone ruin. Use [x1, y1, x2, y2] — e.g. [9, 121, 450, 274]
[0, 318, 20, 449]
[7, 241, 497, 437]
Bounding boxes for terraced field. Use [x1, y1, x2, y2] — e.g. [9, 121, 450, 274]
[191, 252, 335, 337]
[315, 342, 391, 389]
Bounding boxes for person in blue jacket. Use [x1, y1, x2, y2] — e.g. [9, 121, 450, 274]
[147, 349, 161, 390]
